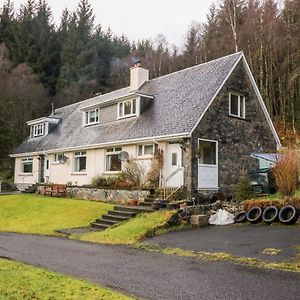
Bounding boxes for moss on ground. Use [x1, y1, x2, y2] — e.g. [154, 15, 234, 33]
[134, 243, 300, 273]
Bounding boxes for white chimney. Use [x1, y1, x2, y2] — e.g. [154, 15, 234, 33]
[130, 60, 149, 91]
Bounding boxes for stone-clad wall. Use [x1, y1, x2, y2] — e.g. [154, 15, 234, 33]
[37, 185, 150, 204]
[191, 60, 277, 194]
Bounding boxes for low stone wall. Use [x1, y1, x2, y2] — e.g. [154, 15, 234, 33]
[15, 183, 32, 191]
[37, 185, 150, 205]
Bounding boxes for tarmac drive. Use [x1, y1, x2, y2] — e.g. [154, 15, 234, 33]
[148, 223, 300, 263]
[0, 232, 299, 300]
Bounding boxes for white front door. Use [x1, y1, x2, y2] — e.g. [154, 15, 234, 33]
[164, 143, 184, 187]
[198, 139, 218, 189]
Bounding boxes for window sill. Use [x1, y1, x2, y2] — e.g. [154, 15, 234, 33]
[228, 115, 251, 122]
[71, 172, 87, 175]
[117, 114, 137, 120]
[84, 122, 100, 127]
[135, 156, 153, 160]
[19, 173, 33, 176]
[103, 171, 122, 175]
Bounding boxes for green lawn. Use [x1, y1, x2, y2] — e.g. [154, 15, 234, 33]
[0, 194, 113, 235]
[80, 210, 176, 244]
[0, 258, 133, 300]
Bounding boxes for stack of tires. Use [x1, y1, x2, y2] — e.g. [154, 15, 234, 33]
[234, 205, 299, 225]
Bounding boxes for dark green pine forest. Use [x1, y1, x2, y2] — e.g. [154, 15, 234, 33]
[0, 0, 299, 176]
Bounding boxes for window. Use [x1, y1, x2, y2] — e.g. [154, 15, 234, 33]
[74, 151, 86, 172]
[138, 144, 155, 156]
[172, 153, 177, 166]
[21, 158, 33, 173]
[84, 108, 99, 126]
[54, 153, 65, 162]
[32, 123, 44, 137]
[198, 140, 217, 165]
[229, 93, 245, 118]
[106, 147, 122, 172]
[118, 99, 136, 118]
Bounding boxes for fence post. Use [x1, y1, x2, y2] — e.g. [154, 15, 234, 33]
[0, 180, 2, 194]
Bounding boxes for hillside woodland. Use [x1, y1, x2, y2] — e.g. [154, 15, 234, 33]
[0, 0, 299, 175]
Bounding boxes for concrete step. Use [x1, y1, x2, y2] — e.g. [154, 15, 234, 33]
[103, 214, 131, 222]
[91, 222, 110, 230]
[95, 218, 118, 226]
[114, 205, 154, 213]
[142, 202, 153, 207]
[109, 210, 136, 217]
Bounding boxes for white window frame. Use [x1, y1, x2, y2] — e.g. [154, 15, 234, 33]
[32, 123, 44, 137]
[118, 99, 137, 119]
[137, 144, 155, 157]
[21, 157, 33, 174]
[229, 92, 246, 119]
[84, 108, 100, 126]
[197, 138, 218, 166]
[105, 147, 122, 173]
[74, 151, 87, 173]
[54, 153, 65, 163]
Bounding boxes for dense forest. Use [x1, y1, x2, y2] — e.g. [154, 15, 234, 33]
[0, 0, 299, 176]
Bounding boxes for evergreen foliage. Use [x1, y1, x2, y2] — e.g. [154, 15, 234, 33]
[234, 173, 255, 202]
[0, 0, 300, 175]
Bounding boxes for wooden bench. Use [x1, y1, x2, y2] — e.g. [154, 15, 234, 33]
[44, 184, 66, 197]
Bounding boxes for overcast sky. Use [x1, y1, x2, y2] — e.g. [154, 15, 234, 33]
[11, 0, 216, 47]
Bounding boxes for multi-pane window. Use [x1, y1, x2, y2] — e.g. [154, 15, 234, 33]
[21, 158, 33, 173]
[106, 147, 122, 172]
[32, 123, 44, 137]
[138, 144, 155, 156]
[229, 93, 245, 118]
[74, 151, 87, 172]
[85, 108, 99, 125]
[118, 99, 136, 118]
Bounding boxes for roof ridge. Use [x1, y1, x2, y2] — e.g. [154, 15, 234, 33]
[54, 86, 130, 112]
[54, 52, 243, 113]
[145, 51, 243, 84]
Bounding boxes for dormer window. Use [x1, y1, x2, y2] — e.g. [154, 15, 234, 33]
[84, 108, 99, 126]
[118, 99, 136, 119]
[32, 123, 44, 137]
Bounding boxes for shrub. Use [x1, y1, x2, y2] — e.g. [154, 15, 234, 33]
[243, 199, 284, 211]
[273, 150, 299, 197]
[234, 172, 255, 202]
[147, 148, 164, 187]
[243, 197, 300, 211]
[122, 159, 145, 187]
[91, 176, 109, 188]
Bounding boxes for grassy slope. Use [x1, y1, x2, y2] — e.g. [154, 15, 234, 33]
[0, 258, 133, 300]
[0, 194, 113, 234]
[80, 210, 176, 244]
[260, 189, 300, 200]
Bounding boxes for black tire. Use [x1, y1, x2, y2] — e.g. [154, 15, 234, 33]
[234, 211, 247, 223]
[278, 205, 299, 225]
[262, 206, 279, 224]
[246, 206, 263, 223]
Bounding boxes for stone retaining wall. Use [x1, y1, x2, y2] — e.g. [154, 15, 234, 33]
[37, 185, 150, 205]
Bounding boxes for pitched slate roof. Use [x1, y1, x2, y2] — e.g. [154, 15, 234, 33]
[14, 52, 243, 154]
